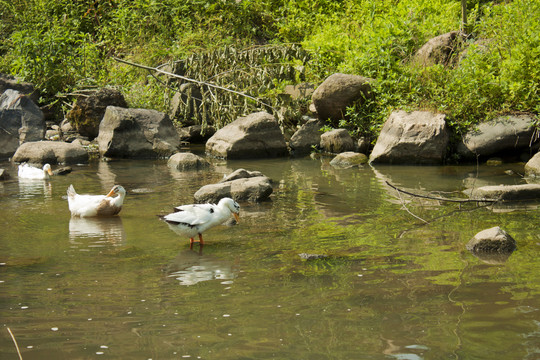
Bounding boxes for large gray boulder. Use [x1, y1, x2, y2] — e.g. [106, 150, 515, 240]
[0, 73, 38, 103]
[67, 88, 128, 140]
[12, 141, 89, 165]
[466, 226, 517, 254]
[97, 106, 180, 159]
[194, 168, 273, 203]
[525, 152, 540, 177]
[457, 114, 538, 159]
[414, 31, 465, 67]
[289, 118, 324, 156]
[0, 89, 45, 158]
[205, 112, 288, 159]
[369, 110, 449, 164]
[320, 129, 355, 154]
[311, 73, 374, 122]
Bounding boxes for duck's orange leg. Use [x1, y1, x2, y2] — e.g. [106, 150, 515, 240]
[198, 234, 204, 245]
[189, 237, 195, 249]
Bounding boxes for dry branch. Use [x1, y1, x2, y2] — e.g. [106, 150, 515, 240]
[7, 328, 23, 360]
[111, 56, 274, 111]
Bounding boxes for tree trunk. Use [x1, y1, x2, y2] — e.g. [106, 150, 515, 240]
[461, 0, 468, 32]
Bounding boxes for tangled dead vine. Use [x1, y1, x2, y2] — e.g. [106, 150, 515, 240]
[116, 44, 313, 133]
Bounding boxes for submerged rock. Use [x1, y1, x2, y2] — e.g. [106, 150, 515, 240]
[467, 184, 540, 202]
[329, 151, 368, 168]
[168, 152, 210, 171]
[298, 253, 328, 261]
[466, 226, 517, 254]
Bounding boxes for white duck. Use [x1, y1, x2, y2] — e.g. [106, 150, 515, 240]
[160, 197, 240, 246]
[18, 163, 53, 179]
[67, 184, 126, 217]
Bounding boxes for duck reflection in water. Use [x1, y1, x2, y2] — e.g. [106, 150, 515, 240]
[18, 178, 53, 199]
[69, 216, 126, 248]
[164, 248, 236, 286]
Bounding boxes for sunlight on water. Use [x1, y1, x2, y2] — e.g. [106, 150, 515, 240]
[1, 158, 539, 359]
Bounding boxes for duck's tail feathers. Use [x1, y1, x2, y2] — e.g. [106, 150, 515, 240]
[67, 184, 77, 198]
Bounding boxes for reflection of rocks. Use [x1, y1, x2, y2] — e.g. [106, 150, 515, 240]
[470, 252, 513, 265]
[97, 161, 117, 190]
[371, 165, 460, 199]
[0, 168, 9, 180]
[69, 217, 126, 248]
[164, 249, 236, 286]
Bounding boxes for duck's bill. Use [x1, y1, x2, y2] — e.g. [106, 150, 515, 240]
[106, 189, 116, 197]
[233, 213, 240, 223]
[47, 169, 53, 175]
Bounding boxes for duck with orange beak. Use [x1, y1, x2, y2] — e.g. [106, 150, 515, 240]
[67, 184, 126, 217]
[160, 197, 240, 247]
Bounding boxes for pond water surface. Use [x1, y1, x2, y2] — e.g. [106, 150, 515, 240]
[1, 154, 539, 359]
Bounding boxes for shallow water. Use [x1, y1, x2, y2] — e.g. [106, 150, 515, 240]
[1, 155, 539, 359]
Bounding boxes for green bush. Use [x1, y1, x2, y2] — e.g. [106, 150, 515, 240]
[0, 0, 537, 136]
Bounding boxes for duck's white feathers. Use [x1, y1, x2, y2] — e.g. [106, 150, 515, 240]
[18, 163, 53, 179]
[162, 198, 240, 240]
[67, 184, 126, 217]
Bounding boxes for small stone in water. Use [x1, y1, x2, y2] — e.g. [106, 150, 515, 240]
[298, 253, 328, 260]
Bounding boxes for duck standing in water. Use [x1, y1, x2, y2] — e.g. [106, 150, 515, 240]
[160, 197, 240, 247]
[67, 184, 126, 217]
[18, 163, 53, 179]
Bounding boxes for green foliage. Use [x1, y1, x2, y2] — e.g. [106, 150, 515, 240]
[9, 23, 103, 96]
[167, 44, 311, 130]
[0, 0, 538, 136]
